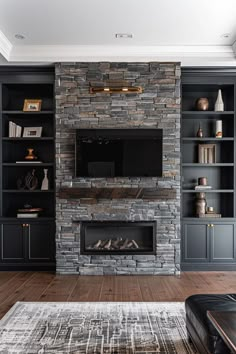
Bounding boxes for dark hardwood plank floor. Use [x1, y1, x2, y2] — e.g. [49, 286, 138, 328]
[0, 271, 236, 319]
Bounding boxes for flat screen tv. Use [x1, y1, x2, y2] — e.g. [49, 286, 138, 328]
[75, 129, 162, 177]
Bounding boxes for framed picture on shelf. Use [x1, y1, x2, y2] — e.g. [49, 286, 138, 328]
[198, 144, 216, 163]
[23, 99, 42, 112]
[23, 127, 42, 138]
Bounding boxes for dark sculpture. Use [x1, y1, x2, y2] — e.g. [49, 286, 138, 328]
[17, 169, 38, 190]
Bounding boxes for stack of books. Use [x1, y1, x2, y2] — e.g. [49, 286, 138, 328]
[195, 185, 212, 190]
[16, 161, 42, 164]
[17, 207, 43, 218]
[17, 212, 39, 218]
[199, 213, 222, 218]
[9, 122, 22, 137]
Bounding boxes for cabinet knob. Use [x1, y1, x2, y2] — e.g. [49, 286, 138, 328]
[207, 224, 210, 227]
[25, 224, 29, 227]
[22, 224, 25, 227]
[211, 224, 214, 227]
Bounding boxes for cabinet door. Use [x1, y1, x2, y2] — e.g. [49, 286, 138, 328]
[182, 223, 209, 262]
[210, 223, 236, 262]
[0, 224, 25, 262]
[27, 222, 55, 261]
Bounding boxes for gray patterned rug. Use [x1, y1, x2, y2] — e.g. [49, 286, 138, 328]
[0, 302, 197, 353]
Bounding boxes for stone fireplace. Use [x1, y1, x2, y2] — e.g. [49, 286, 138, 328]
[55, 62, 181, 275]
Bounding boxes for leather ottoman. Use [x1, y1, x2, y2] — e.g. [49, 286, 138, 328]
[185, 294, 236, 354]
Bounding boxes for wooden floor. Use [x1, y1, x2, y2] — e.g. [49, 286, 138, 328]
[0, 271, 236, 319]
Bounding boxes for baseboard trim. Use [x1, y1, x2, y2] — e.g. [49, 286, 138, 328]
[181, 263, 236, 271]
[0, 263, 56, 271]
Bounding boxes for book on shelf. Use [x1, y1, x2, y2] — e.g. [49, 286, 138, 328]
[17, 213, 38, 218]
[9, 121, 22, 137]
[15, 161, 42, 163]
[9, 121, 16, 137]
[195, 185, 212, 190]
[199, 213, 222, 218]
[16, 125, 22, 137]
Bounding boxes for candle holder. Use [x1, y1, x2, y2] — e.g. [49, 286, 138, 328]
[25, 148, 37, 160]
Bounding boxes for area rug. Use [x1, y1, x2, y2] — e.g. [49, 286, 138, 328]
[0, 302, 197, 353]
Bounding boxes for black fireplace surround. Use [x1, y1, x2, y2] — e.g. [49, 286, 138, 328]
[80, 221, 156, 255]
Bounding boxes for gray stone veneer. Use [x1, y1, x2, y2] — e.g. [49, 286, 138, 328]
[55, 62, 181, 275]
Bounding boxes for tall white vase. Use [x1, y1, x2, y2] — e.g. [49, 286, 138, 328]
[41, 169, 49, 190]
[214, 89, 224, 112]
[215, 120, 223, 138]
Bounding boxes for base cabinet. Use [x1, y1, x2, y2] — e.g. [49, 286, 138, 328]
[182, 221, 236, 270]
[1, 224, 25, 262]
[211, 223, 235, 262]
[28, 223, 54, 261]
[183, 223, 209, 263]
[0, 221, 55, 270]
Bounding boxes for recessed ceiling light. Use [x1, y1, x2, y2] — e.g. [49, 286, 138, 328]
[115, 33, 133, 39]
[221, 33, 231, 38]
[15, 34, 25, 40]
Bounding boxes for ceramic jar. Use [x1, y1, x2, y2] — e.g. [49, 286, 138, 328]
[196, 98, 209, 111]
[196, 192, 207, 216]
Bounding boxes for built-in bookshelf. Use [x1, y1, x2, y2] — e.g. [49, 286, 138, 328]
[181, 69, 236, 270]
[0, 68, 55, 270]
[182, 80, 235, 219]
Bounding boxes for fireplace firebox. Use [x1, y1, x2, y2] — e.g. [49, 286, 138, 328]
[80, 221, 156, 255]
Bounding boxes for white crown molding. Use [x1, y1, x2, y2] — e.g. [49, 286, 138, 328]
[0, 30, 12, 60]
[4, 44, 236, 66]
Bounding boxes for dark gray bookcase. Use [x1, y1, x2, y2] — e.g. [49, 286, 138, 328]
[181, 68, 236, 270]
[0, 67, 55, 270]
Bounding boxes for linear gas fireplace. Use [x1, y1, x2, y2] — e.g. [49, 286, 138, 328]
[80, 221, 156, 255]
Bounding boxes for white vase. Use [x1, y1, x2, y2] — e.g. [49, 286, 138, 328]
[215, 120, 223, 138]
[214, 89, 224, 112]
[41, 169, 49, 190]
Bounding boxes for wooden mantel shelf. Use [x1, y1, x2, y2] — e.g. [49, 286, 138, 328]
[58, 187, 176, 201]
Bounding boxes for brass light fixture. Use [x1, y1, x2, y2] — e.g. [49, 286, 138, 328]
[90, 86, 142, 94]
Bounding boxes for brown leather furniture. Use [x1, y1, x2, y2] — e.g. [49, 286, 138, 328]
[185, 294, 236, 354]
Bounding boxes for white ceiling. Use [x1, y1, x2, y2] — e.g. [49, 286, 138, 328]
[0, 0, 236, 65]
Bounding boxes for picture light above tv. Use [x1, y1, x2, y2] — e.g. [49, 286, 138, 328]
[75, 129, 163, 178]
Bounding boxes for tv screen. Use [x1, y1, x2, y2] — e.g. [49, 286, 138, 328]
[75, 129, 162, 177]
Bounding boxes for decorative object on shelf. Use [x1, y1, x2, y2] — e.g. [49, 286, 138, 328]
[199, 213, 222, 218]
[198, 144, 216, 163]
[196, 192, 207, 216]
[207, 206, 214, 213]
[195, 176, 212, 190]
[41, 169, 49, 190]
[24, 169, 38, 190]
[215, 120, 223, 138]
[195, 185, 212, 190]
[17, 204, 43, 218]
[198, 177, 207, 186]
[23, 99, 42, 112]
[23, 127, 42, 138]
[196, 123, 203, 137]
[195, 97, 209, 111]
[198, 204, 222, 218]
[214, 89, 224, 111]
[90, 85, 142, 94]
[25, 148, 38, 161]
[9, 121, 22, 137]
[16, 169, 38, 190]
